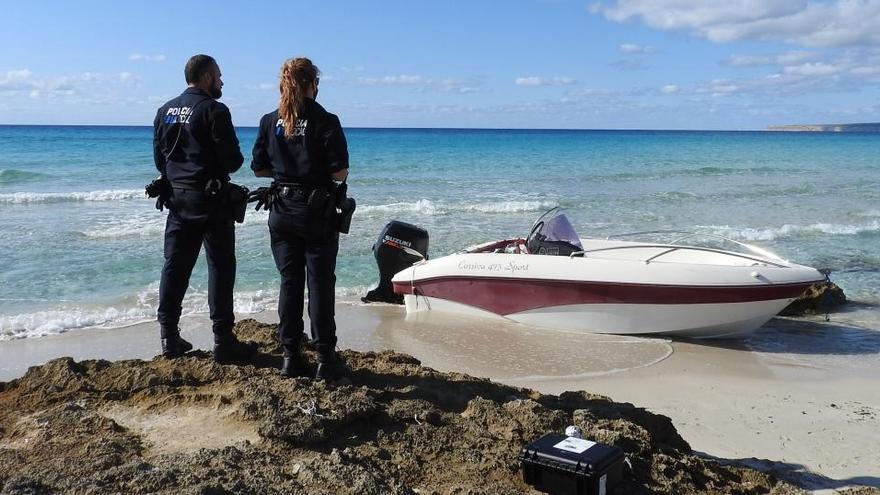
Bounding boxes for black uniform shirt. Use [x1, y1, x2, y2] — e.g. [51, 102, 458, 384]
[251, 98, 349, 187]
[153, 88, 243, 185]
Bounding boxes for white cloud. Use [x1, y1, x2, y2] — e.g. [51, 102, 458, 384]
[119, 72, 139, 83]
[850, 66, 880, 76]
[782, 62, 842, 76]
[0, 69, 146, 104]
[6, 69, 32, 80]
[514, 76, 577, 86]
[0, 69, 73, 94]
[435, 78, 483, 93]
[129, 53, 166, 62]
[0, 70, 36, 92]
[609, 59, 646, 71]
[702, 79, 742, 95]
[356, 74, 484, 93]
[359, 75, 427, 85]
[688, 50, 880, 99]
[715, 48, 880, 92]
[593, 0, 880, 47]
[661, 84, 679, 93]
[618, 43, 659, 54]
[724, 51, 818, 67]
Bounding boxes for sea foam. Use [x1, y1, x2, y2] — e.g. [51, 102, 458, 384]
[356, 199, 556, 216]
[0, 284, 372, 340]
[0, 288, 274, 341]
[78, 209, 271, 238]
[707, 221, 880, 242]
[0, 189, 144, 204]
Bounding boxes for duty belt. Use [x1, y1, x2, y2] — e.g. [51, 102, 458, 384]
[171, 179, 227, 195]
[277, 182, 320, 198]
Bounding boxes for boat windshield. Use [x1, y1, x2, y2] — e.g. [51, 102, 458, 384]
[541, 213, 583, 249]
[527, 209, 584, 255]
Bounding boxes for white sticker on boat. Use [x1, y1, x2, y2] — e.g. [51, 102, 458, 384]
[553, 436, 596, 454]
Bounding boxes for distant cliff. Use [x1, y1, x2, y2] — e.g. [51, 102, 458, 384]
[768, 122, 880, 132]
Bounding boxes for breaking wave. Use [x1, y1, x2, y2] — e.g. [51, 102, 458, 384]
[0, 284, 373, 341]
[358, 199, 440, 216]
[463, 200, 557, 213]
[78, 210, 271, 239]
[357, 199, 556, 217]
[0, 306, 158, 340]
[0, 286, 275, 340]
[707, 221, 880, 242]
[0, 189, 144, 204]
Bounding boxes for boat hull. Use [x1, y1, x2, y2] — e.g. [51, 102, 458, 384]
[392, 251, 823, 338]
[403, 295, 795, 338]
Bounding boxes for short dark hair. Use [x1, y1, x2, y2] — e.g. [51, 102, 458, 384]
[184, 54, 217, 84]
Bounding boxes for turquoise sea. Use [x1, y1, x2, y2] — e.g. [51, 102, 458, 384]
[1, 125, 878, 341]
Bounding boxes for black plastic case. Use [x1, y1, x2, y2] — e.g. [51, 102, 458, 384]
[519, 434, 625, 495]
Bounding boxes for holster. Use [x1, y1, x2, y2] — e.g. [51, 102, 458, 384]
[220, 182, 249, 223]
[331, 181, 356, 234]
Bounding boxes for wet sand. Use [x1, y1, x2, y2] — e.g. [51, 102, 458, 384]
[0, 302, 675, 384]
[1, 301, 879, 493]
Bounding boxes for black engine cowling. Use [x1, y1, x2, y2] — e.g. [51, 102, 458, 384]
[362, 220, 429, 304]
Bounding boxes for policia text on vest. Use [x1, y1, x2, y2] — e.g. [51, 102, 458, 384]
[148, 95, 249, 224]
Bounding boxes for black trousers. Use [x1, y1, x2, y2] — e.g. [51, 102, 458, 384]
[269, 205, 339, 359]
[157, 188, 236, 336]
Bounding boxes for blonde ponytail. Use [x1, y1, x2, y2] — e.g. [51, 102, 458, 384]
[278, 57, 319, 140]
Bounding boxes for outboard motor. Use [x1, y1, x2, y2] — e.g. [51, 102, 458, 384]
[362, 220, 429, 304]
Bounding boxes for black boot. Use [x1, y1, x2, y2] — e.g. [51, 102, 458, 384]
[213, 332, 258, 364]
[315, 352, 351, 382]
[161, 333, 193, 358]
[280, 345, 308, 378]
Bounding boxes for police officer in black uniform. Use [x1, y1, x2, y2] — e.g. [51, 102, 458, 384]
[152, 54, 256, 362]
[251, 57, 350, 380]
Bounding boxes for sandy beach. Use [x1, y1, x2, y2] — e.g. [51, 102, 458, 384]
[1, 301, 878, 493]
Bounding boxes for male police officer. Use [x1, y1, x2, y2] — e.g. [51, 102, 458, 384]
[152, 54, 255, 362]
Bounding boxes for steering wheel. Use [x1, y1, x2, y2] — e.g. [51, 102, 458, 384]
[525, 221, 544, 254]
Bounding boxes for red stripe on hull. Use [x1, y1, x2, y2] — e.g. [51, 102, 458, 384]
[393, 277, 814, 316]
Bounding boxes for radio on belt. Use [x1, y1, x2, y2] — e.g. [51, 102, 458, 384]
[519, 433, 625, 495]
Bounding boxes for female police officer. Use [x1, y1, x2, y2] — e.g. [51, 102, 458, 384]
[251, 57, 350, 381]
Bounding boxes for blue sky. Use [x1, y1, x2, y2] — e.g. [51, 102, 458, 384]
[1, 0, 878, 129]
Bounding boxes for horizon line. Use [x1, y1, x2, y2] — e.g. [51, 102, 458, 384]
[0, 123, 784, 132]
[2, 123, 877, 132]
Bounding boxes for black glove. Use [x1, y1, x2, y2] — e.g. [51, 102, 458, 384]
[247, 182, 277, 211]
[145, 177, 171, 211]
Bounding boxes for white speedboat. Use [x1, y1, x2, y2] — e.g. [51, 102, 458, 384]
[389, 209, 824, 338]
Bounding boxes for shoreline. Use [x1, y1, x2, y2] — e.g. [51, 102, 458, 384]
[1, 304, 878, 492]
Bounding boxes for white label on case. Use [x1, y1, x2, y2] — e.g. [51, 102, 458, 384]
[552, 436, 597, 454]
[599, 473, 607, 495]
